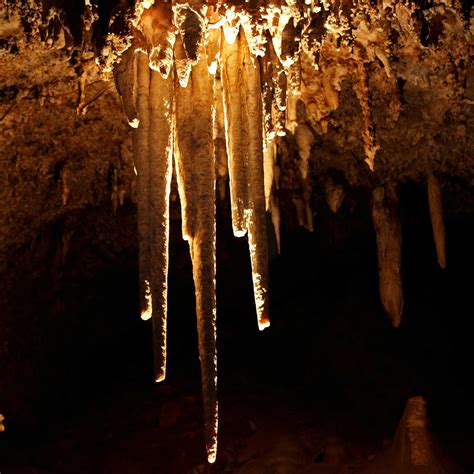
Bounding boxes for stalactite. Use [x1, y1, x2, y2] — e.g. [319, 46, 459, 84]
[134, 51, 153, 323]
[287, 59, 301, 96]
[214, 77, 228, 202]
[268, 33, 287, 137]
[325, 178, 345, 213]
[60, 169, 70, 206]
[260, 43, 275, 144]
[427, 172, 447, 269]
[149, 67, 173, 382]
[294, 123, 314, 181]
[264, 140, 275, 211]
[174, 49, 218, 464]
[271, 194, 281, 254]
[293, 197, 306, 228]
[260, 32, 287, 142]
[353, 62, 379, 171]
[114, 46, 139, 128]
[220, 28, 249, 237]
[242, 31, 271, 331]
[372, 186, 404, 327]
[285, 90, 299, 134]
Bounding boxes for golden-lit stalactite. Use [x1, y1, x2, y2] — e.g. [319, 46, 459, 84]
[214, 77, 229, 202]
[174, 50, 218, 463]
[134, 52, 153, 323]
[149, 68, 174, 383]
[371, 186, 404, 328]
[261, 32, 287, 139]
[427, 172, 447, 270]
[270, 195, 281, 254]
[260, 34, 277, 143]
[173, 42, 197, 241]
[263, 140, 275, 211]
[241, 32, 271, 331]
[220, 28, 249, 238]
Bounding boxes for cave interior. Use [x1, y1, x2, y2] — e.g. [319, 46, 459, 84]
[0, 0, 473, 473]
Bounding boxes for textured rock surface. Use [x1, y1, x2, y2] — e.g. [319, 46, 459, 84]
[0, 8, 133, 268]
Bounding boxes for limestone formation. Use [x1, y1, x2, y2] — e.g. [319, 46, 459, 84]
[2, 0, 472, 463]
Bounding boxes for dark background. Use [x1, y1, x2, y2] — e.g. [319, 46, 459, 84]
[0, 181, 473, 473]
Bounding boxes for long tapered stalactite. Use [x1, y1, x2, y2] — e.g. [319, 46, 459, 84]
[372, 186, 404, 327]
[114, 46, 139, 128]
[241, 32, 270, 330]
[149, 68, 173, 382]
[220, 29, 249, 237]
[174, 50, 218, 463]
[134, 52, 153, 323]
[427, 172, 447, 270]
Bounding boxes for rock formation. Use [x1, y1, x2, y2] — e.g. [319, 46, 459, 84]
[1, 0, 473, 463]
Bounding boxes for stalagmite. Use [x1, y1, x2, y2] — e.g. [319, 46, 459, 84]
[149, 68, 173, 382]
[372, 186, 404, 328]
[220, 28, 248, 237]
[427, 172, 447, 269]
[242, 32, 271, 331]
[174, 50, 218, 463]
[134, 52, 153, 323]
[360, 395, 464, 473]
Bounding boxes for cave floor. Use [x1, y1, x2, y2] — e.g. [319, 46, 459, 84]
[1, 374, 391, 474]
[2, 357, 473, 474]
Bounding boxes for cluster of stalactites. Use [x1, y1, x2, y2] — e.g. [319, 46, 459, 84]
[111, 0, 458, 463]
[114, 1, 274, 463]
